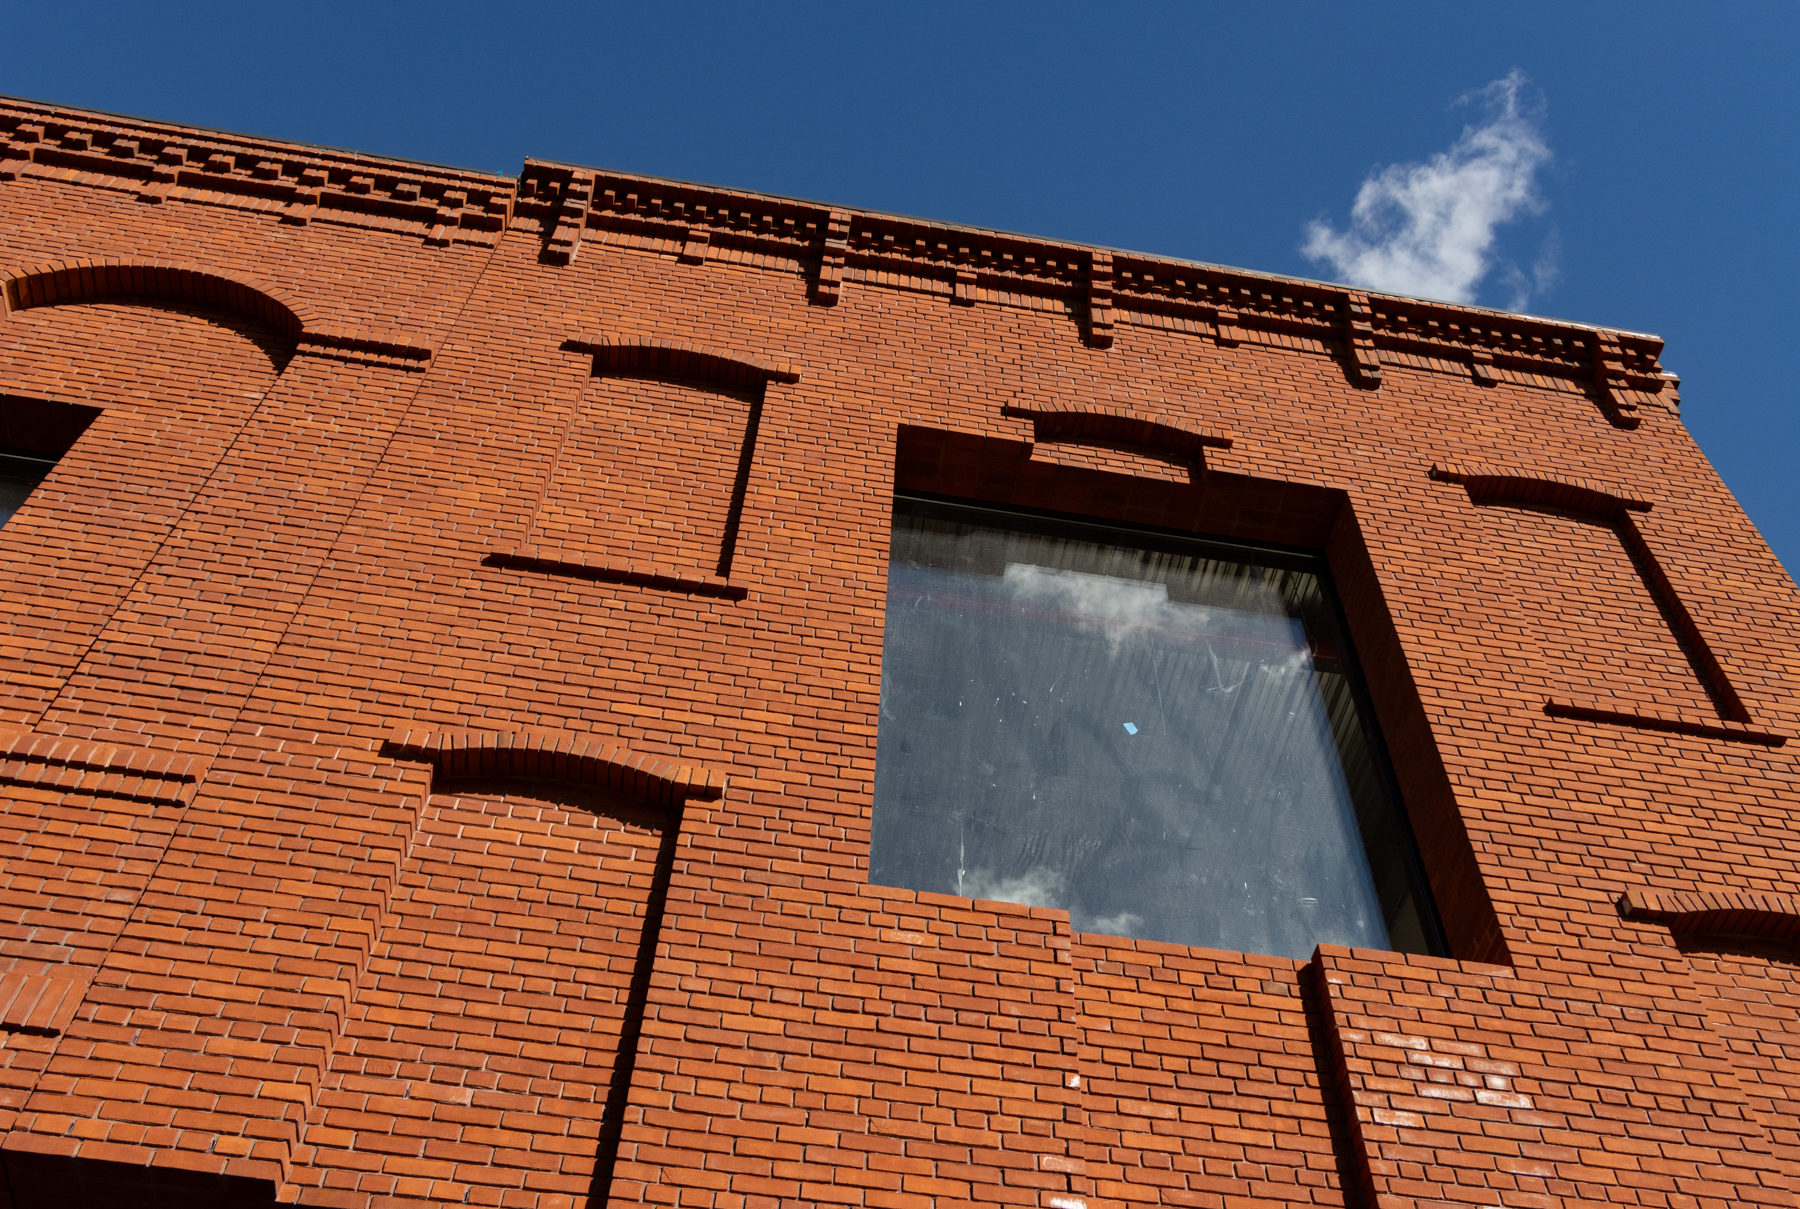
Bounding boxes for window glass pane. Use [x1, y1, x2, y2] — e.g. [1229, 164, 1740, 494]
[871, 495, 1442, 960]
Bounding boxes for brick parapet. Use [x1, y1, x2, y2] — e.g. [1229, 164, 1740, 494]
[515, 156, 1677, 415]
[1, 96, 513, 248]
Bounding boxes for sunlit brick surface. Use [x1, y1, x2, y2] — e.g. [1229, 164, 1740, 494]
[1, 96, 1797, 1209]
[529, 376, 760, 576]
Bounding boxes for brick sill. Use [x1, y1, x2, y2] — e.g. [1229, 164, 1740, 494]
[1545, 698, 1786, 747]
[487, 545, 748, 600]
[0, 728, 207, 804]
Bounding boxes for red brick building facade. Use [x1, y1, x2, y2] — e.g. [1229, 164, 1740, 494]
[0, 96, 1796, 1209]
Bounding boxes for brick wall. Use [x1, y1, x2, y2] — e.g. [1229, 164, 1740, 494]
[1, 96, 1797, 1208]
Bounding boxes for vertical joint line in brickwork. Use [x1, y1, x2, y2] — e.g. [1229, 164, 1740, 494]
[519, 369, 591, 552]
[1342, 291, 1383, 388]
[1086, 251, 1114, 348]
[425, 185, 469, 247]
[140, 224, 507, 752]
[814, 209, 851, 306]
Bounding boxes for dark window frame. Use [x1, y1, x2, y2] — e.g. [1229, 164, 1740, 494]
[872, 489, 1449, 959]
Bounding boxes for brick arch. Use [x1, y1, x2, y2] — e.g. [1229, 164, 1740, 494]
[565, 332, 800, 388]
[0, 257, 317, 340]
[1428, 461, 1651, 521]
[384, 725, 726, 808]
[1001, 402, 1233, 470]
[0, 259, 435, 368]
[1621, 888, 1800, 945]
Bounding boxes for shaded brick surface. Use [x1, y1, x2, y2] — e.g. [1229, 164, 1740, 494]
[0, 96, 1797, 1208]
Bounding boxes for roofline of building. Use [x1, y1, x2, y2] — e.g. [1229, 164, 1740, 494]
[0, 91, 513, 181]
[3, 94, 1670, 394]
[525, 155, 1657, 342]
[4, 91, 1660, 343]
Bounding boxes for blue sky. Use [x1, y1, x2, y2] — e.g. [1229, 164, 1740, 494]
[8, 2, 1797, 578]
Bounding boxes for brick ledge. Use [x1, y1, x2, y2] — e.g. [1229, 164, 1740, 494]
[0, 727, 207, 804]
[486, 545, 748, 600]
[1429, 461, 1653, 516]
[1001, 403, 1232, 470]
[1543, 698, 1785, 746]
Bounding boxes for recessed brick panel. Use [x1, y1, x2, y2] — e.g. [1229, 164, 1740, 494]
[1463, 500, 1719, 717]
[528, 373, 760, 577]
[0, 302, 284, 727]
[296, 782, 667, 1207]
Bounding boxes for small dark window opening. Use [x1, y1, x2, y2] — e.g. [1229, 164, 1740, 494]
[871, 494, 1445, 960]
[0, 396, 100, 529]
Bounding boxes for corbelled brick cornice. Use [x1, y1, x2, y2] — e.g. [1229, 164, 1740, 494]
[1, 95, 514, 248]
[516, 157, 1678, 412]
[1, 94, 1682, 418]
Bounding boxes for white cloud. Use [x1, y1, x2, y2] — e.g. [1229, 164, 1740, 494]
[1301, 71, 1553, 308]
[958, 864, 1147, 939]
[960, 865, 1064, 908]
[1075, 910, 1145, 937]
[1001, 564, 1180, 654]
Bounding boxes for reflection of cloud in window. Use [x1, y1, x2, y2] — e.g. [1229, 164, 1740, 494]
[871, 498, 1444, 960]
[960, 864, 1064, 908]
[1002, 563, 1313, 676]
[1003, 564, 1178, 634]
[959, 864, 1145, 937]
[1078, 909, 1147, 936]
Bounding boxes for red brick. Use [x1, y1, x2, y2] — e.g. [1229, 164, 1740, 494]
[0, 96, 1796, 1209]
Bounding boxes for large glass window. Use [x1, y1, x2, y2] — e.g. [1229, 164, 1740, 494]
[871, 495, 1443, 960]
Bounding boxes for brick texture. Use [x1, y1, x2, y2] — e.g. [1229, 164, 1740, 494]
[1, 95, 1798, 1209]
